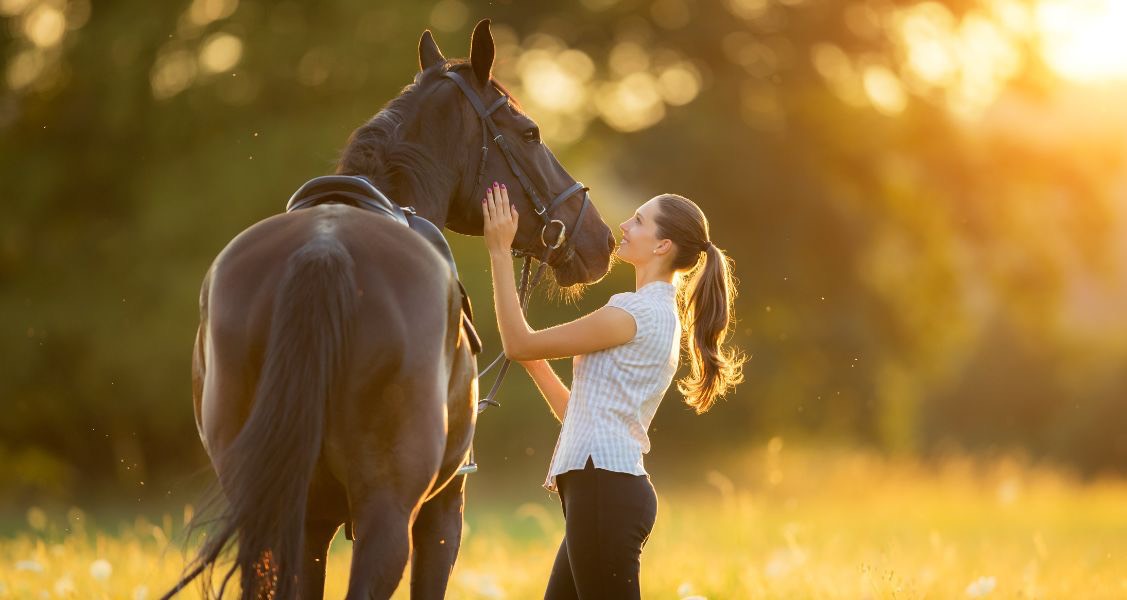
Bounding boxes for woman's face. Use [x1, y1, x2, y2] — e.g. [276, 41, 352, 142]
[615, 198, 669, 266]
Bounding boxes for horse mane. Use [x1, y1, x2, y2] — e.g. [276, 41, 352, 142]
[335, 66, 448, 205]
[335, 61, 525, 208]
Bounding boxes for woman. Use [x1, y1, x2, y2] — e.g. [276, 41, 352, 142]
[481, 181, 744, 599]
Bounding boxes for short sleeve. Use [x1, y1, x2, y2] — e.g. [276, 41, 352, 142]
[605, 292, 651, 342]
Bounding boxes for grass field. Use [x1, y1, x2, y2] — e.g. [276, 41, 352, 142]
[2, 444, 1125, 598]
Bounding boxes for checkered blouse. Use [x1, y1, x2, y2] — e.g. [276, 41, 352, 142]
[544, 280, 681, 493]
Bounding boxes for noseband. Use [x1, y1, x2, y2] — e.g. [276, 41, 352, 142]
[443, 69, 592, 415]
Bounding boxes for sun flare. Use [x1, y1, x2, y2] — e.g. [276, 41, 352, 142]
[1036, 0, 1127, 83]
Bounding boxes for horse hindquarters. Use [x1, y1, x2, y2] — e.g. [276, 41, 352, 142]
[180, 237, 358, 600]
[324, 240, 471, 600]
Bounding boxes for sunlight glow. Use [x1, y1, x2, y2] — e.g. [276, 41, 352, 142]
[495, 34, 703, 139]
[725, 0, 769, 21]
[187, 0, 238, 27]
[6, 48, 43, 90]
[863, 65, 908, 115]
[198, 32, 243, 74]
[429, 0, 468, 33]
[0, 0, 32, 16]
[657, 62, 702, 106]
[150, 49, 197, 100]
[22, 3, 66, 48]
[519, 50, 588, 113]
[1037, 0, 1127, 83]
[608, 41, 650, 77]
[896, 3, 958, 87]
[596, 72, 665, 132]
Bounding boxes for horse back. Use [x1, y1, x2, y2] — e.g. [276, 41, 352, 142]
[199, 204, 468, 461]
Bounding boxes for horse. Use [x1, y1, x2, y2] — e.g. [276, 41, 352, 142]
[170, 19, 615, 600]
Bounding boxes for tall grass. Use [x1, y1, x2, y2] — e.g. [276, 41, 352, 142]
[2, 445, 1125, 598]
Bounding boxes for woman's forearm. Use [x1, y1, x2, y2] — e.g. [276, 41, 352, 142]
[520, 359, 570, 422]
[489, 251, 534, 359]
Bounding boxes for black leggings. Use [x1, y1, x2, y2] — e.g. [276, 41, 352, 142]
[544, 456, 659, 600]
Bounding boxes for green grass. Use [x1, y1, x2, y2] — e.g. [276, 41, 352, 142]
[2, 445, 1126, 598]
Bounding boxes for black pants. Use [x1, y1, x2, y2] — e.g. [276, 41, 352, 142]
[544, 456, 659, 600]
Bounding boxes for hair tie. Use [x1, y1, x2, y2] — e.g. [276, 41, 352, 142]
[701, 240, 714, 253]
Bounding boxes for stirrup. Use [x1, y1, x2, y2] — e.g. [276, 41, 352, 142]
[454, 446, 478, 475]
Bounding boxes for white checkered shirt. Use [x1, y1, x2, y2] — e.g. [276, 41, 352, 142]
[544, 280, 681, 492]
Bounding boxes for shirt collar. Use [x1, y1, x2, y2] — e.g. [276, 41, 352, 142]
[637, 281, 676, 297]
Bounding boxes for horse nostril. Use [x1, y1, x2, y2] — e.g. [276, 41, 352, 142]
[607, 232, 615, 251]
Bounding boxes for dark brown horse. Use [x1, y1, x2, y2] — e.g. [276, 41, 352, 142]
[171, 20, 614, 600]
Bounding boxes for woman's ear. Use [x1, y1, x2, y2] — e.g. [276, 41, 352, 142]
[654, 239, 673, 256]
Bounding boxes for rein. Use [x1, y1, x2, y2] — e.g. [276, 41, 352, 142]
[442, 68, 596, 476]
[441, 68, 589, 415]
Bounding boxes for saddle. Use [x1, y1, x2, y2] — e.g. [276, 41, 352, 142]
[286, 175, 482, 355]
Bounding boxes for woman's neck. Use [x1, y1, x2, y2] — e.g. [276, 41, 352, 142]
[634, 262, 674, 291]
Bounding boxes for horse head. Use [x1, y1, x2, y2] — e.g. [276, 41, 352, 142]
[338, 20, 615, 288]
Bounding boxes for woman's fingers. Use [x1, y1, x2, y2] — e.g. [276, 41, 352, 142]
[494, 182, 513, 222]
[484, 181, 517, 229]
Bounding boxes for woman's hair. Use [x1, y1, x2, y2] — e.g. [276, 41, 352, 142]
[652, 194, 746, 414]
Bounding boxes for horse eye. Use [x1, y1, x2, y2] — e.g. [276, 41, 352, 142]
[524, 127, 541, 143]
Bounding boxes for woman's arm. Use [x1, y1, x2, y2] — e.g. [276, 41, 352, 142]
[519, 359, 570, 422]
[488, 253, 635, 360]
[483, 183, 636, 361]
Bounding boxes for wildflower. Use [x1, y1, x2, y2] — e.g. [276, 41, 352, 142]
[15, 559, 44, 572]
[53, 575, 75, 596]
[764, 547, 805, 579]
[456, 569, 505, 599]
[677, 581, 708, 599]
[966, 575, 996, 597]
[89, 559, 113, 581]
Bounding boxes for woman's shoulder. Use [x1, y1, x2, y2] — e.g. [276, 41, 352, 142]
[606, 290, 646, 310]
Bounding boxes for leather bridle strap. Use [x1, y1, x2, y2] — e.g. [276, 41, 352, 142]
[442, 69, 588, 414]
[444, 71, 548, 216]
[444, 70, 590, 257]
[476, 255, 548, 413]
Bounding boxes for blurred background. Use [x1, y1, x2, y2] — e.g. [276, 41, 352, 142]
[3, 0, 1127, 527]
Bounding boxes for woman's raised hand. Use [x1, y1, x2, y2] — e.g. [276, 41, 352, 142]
[482, 181, 518, 256]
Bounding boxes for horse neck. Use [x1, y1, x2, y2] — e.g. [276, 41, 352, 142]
[385, 168, 455, 228]
[336, 119, 461, 228]
[354, 150, 456, 227]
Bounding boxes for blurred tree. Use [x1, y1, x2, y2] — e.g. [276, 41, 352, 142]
[3, 0, 1127, 502]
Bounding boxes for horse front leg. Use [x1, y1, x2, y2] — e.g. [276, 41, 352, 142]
[409, 474, 466, 600]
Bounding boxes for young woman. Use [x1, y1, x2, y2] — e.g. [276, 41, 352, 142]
[481, 181, 744, 599]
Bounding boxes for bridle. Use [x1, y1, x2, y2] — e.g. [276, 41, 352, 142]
[443, 69, 591, 414]
[443, 70, 590, 265]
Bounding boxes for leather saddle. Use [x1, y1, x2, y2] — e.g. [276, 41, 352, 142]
[286, 175, 482, 355]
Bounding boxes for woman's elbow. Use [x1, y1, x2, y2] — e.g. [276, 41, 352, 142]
[503, 339, 539, 361]
[505, 346, 536, 361]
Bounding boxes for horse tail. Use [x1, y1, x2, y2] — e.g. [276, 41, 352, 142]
[165, 237, 356, 599]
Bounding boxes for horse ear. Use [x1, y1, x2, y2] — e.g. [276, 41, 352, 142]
[469, 19, 494, 84]
[419, 30, 446, 72]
